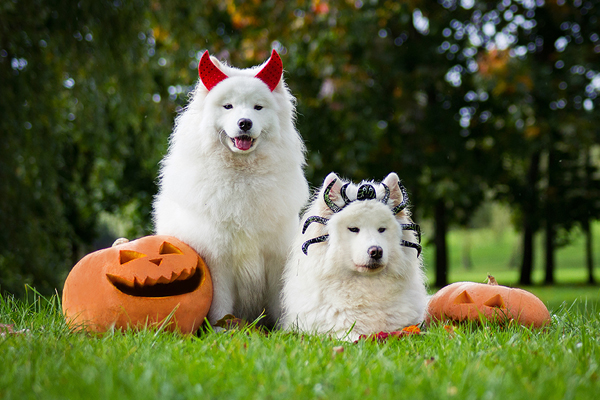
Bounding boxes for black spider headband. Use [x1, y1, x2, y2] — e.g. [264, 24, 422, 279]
[301, 179, 422, 257]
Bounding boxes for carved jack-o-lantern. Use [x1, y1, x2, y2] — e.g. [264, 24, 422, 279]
[62, 235, 212, 334]
[426, 275, 550, 329]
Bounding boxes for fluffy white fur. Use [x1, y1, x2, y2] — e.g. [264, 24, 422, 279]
[153, 54, 308, 327]
[281, 172, 428, 341]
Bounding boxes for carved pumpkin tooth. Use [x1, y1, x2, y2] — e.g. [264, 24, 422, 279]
[144, 277, 157, 286]
[106, 274, 135, 288]
[156, 275, 171, 284]
[176, 270, 190, 281]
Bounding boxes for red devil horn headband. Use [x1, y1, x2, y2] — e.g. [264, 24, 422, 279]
[198, 49, 283, 92]
[198, 51, 228, 91]
[255, 50, 283, 91]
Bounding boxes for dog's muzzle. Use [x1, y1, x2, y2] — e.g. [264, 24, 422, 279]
[228, 118, 256, 151]
[231, 135, 255, 151]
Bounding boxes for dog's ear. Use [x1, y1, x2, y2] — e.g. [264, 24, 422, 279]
[382, 172, 408, 216]
[318, 172, 344, 216]
[198, 51, 229, 91]
[255, 49, 282, 92]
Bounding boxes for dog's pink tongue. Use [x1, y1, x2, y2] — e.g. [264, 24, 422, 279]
[235, 137, 253, 151]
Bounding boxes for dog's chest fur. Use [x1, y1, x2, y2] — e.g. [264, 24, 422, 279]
[296, 268, 419, 334]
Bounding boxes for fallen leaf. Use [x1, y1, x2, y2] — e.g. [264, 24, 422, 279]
[444, 324, 455, 337]
[213, 314, 266, 334]
[355, 325, 423, 343]
[0, 324, 29, 337]
[332, 345, 345, 354]
[402, 325, 421, 334]
[214, 314, 248, 330]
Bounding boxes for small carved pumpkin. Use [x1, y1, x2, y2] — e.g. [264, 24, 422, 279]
[62, 235, 212, 334]
[426, 275, 550, 329]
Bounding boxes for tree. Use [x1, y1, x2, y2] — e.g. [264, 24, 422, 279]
[1, 2, 180, 295]
[3, 0, 598, 296]
[432, 0, 600, 285]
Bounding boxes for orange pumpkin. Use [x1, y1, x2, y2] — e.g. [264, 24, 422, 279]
[62, 235, 212, 334]
[426, 275, 550, 329]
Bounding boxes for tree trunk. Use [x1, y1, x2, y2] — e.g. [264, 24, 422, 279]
[434, 199, 448, 287]
[582, 150, 595, 285]
[520, 225, 534, 285]
[583, 219, 595, 285]
[519, 152, 540, 286]
[544, 219, 555, 284]
[544, 149, 556, 285]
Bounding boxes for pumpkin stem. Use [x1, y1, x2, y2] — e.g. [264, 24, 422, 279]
[487, 274, 499, 286]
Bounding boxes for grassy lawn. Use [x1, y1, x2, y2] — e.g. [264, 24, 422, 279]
[1, 217, 598, 399]
[1, 288, 599, 400]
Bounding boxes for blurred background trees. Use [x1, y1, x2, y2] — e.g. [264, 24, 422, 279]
[1, 0, 599, 296]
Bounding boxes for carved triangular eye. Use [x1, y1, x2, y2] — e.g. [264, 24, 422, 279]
[119, 250, 146, 265]
[453, 290, 475, 305]
[484, 294, 506, 309]
[159, 241, 183, 255]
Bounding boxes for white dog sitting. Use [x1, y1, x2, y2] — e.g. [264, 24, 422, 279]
[153, 50, 308, 328]
[280, 172, 427, 341]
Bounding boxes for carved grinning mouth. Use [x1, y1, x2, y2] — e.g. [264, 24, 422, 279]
[231, 135, 255, 151]
[107, 266, 203, 297]
[107, 244, 204, 298]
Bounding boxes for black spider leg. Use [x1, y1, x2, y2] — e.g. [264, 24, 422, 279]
[340, 183, 351, 205]
[302, 216, 329, 234]
[380, 183, 390, 205]
[400, 240, 422, 258]
[324, 178, 343, 213]
[302, 235, 329, 255]
[401, 223, 422, 244]
[391, 181, 409, 215]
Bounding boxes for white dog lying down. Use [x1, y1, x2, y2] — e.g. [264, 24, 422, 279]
[153, 50, 308, 327]
[280, 172, 428, 340]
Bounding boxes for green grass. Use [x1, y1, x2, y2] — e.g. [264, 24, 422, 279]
[1, 290, 599, 400]
[2, 216, 598, 399]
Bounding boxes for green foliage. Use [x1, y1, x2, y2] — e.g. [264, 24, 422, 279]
[0, 1, 223, 295]
[1, 291, 599, 399]
[1, 1, 599, 295]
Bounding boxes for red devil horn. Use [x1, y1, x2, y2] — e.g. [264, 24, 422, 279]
[255, 49, 282, 91]
[198, 51, 228, 91]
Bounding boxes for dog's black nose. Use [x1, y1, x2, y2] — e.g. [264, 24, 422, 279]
[238, 118, 253, 132]
[368, 246, 383, 260]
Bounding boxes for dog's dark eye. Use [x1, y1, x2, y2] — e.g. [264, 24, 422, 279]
[378, 228, 386, 233]
[348, 227, 359, 233]
[223, 104, 233, 110]
[254, 105, 263, 110]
